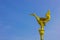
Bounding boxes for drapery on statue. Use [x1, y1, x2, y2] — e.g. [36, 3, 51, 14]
[30, 10, 51, 40]
[30, 10, 50, 30]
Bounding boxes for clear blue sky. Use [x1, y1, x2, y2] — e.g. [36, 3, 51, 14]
[0, 0, 60, 40]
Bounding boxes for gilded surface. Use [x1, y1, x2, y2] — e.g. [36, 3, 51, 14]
[30, 10, 50, 40]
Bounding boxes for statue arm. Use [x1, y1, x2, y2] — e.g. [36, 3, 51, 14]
[30, 13, 40, 21]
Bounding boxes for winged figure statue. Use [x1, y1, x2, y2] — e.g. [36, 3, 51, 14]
[30, 10, 50, 29]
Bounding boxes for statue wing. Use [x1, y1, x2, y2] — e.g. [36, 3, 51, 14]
[45, 10, 51, 22]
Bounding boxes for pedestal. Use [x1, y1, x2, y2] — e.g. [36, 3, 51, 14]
[39, 29, 45, 40]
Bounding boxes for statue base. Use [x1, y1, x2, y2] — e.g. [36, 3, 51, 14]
[39, 29, 45, 40]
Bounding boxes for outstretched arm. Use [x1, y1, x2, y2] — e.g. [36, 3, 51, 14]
[30, 13, 40, 21]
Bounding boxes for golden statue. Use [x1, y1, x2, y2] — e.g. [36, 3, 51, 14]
[30, 10, 51, 40]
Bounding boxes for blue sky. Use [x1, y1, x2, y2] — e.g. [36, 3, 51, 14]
[0, 0, 60, 40]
